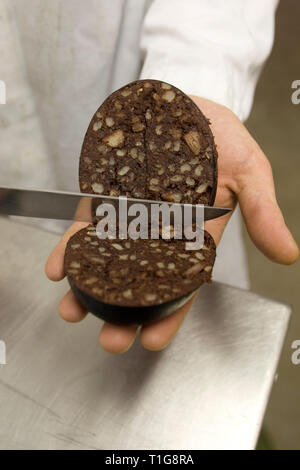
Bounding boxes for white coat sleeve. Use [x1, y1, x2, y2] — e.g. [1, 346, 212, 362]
[139, 0, 279, 121]
[0, 0, 62, 232]
[0, 0, 56, 190]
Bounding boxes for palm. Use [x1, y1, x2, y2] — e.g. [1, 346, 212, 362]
[46, 97, 298, 354]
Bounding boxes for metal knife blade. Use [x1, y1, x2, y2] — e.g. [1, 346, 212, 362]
[0, 187, 232, 223]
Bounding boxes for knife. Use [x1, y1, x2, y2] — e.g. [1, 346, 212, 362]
[0, 187, 231, 223]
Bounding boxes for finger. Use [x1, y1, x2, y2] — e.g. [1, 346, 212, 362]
[58, 289, 87, 322]
[45, 221, 90, 281]
[202, 178, 237, 252]
[140, 292, 198, 351]
[237, 157, 299, 265]
[99, 322, 139, 354]
[205, 189, 236, 247]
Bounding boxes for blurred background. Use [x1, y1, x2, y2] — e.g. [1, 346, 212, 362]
[245, 0, 300, 450]
[0, 0, 299, 450]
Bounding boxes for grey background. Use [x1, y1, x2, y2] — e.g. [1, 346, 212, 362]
[245, 0, 300, 450]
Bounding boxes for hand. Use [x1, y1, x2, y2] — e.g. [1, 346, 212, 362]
[45, 96, 299, 353]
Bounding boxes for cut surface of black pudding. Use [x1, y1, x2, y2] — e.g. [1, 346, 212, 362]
[65, 226, 216, 309]
[79, 79, 218, 205]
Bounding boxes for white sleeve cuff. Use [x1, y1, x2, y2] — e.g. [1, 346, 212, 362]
[140, 0, 278, 122]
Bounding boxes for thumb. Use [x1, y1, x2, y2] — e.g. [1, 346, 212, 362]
[237, 157, 298, 265]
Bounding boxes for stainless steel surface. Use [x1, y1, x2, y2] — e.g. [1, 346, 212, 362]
[0, 217, 291, 450]
[0, 186, 231, 223]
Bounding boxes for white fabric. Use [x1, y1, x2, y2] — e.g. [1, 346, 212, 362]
[0, 0, 278, 289]
[141, 0, 278, 122]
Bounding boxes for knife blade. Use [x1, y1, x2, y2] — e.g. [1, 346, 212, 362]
[0, 187, 231, 223]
